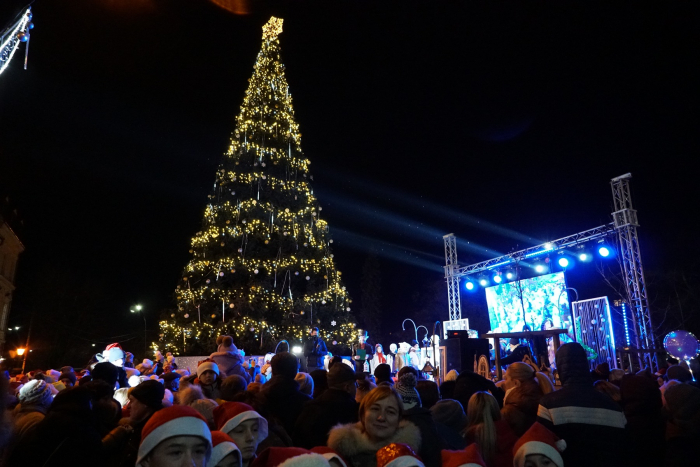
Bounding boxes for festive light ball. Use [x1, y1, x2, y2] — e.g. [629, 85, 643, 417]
[254, 269, 259, 274]
[229, 304, 235, 308]
[184, 314, 189, 318]
[231, 269, 236, 273]
[206, 279, 211, 284]
[211, 314, 216, 318]
[238, 248, 243, 253]
[321, 300, 326, 304]
[219, 272, 224, 277]
[663, 330, 700, 360]
[329, 239, 334, 243]
[305, 276, 310, 280]
[171, 314, 175, 317]
[333, 341, 337, 345]
[295, 272, 299, 275]
[346, 307, 351, 311]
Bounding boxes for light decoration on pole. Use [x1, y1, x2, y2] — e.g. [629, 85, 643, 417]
[0, 8, 33, 77]
[161, 17, 355, 354]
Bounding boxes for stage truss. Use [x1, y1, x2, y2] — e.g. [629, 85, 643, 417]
[443, 173, 657, 370]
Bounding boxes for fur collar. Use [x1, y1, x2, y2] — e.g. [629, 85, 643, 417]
[328, 419, 421, 458]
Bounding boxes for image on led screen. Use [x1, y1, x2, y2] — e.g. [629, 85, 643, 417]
[485, 272, 573, 334]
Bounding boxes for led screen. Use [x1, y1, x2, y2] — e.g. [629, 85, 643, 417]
[485, 272, 573, 334]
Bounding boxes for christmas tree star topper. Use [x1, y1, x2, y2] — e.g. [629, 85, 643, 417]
[262, 16, 284, 40]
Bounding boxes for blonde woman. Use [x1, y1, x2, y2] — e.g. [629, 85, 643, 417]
[328, 385, 420, 467]
[464, 391, 517, 467]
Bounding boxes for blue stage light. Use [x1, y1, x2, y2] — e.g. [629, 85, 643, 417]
[493, 275, 502, 284]
[479, 278, 488, 287]
[506, 272, 514, 280]
[579, 253, 589, 261]
[466, 281, 474, 290]
[534, 264, 545, 273]
[599, 246, 610, 257]
[558, 257, 569, 268]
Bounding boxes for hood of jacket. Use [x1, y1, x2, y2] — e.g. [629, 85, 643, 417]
[210, 350, 243, 363]
[555, 342, 592, 385]
[327, 419, 421, 459]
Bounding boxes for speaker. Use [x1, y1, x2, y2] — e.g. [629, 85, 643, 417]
[444, 337, 490, 373]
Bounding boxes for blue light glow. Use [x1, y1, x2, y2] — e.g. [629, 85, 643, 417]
[534, 264, 545, 273]
[599, 246, 610, 257]
[479, 279, 488, 287]
[493, 275, 502, 283]
[506, 272, 514, 280]
[622, 303, 631, 346]
[558, 257, 570, 268]
[579, 253, 589, 261]
[466, 281, 474, 290]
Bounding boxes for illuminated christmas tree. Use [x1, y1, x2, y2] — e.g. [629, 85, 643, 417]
[159, 17, 356, 355]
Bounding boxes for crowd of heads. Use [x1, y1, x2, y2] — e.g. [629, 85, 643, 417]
[1, 337, 698, 467]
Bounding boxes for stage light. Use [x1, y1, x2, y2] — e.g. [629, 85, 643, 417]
[558, 257, 570, 268]
[534, 264, 545, 273]
[598, 246, 610, 257]
[479, 278, 488, 287]
[493, 274, 502, 284]
[544, 242, 554, 250]
[466, 281, 475, 290]
[579, 253, 589, 261]
[292, 345, 302, 355]
[506, 271, 514, 280]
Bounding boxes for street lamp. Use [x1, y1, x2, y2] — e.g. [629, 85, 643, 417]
[131, 304, 147, 357]
[16, 348, 25, 356]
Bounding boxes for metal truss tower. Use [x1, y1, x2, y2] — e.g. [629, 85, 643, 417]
[443, 233, 462, 320]
[611, 173, 657, 369]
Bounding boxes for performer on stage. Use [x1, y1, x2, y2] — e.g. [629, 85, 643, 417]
[303, 326, 328, 372]
[352, 330, 373, 374]
[500, 337, 533, 366]
[370, 343, 393, 374]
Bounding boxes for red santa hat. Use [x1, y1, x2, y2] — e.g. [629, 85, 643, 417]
[137, 405, 212, 467]
[208, 431, 241, 467]
[512, 422, 566, 467]
[311, 446, 349, 467]
[376, 443, 425, 467]
[251, 447, 330, 467]
[213, 402, 269, 443]
[441, 445, 486, 467]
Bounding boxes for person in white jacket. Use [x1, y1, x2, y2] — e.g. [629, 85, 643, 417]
[370, 344, 393, 374]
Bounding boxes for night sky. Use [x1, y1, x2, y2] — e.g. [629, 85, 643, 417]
[1, 0, 699, 362]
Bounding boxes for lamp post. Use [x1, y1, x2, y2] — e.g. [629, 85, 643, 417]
[131, 305, 147, 357]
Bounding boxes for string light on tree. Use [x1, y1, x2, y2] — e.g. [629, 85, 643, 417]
[160, 16, 355, 354]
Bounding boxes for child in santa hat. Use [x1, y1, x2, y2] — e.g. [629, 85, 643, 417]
[376, 443, 424, 467]
[136, 405, 212, 467]
[208, 431, 242, 467]
[512, 422, 566, 467]
[213, 402, 269, 467]
[441, 444, 486, 467]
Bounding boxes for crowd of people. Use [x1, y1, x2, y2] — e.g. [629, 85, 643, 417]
[1, 331, 698, 467]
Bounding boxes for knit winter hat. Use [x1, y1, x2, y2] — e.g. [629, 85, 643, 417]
[311, 447, 349, 467]
[376, 443, 425, 467]
[130, 380, 165, 410]
[191, 398, 219, 428]
[47, 369, 61, 381]
[59, 372, 77, 385]
[213, 402, 269, 443]
[251, 447, 329, 467]
[142, 359, 154, 368]
[512, 422, 566, 467]
[295, 372, 314, 396]
[327, 361, 356, 388]
[430, 399, 466, 431]
[208, 431, 242, 467]
[92, 362, 119, 387]
[374, 363, 392, 382]
[198, 361, 220, 378]
[395, 373, 421, 409]
[18, 379, 53, 406]
[137, 405, 212, 467]
[441, 444, 486, 467]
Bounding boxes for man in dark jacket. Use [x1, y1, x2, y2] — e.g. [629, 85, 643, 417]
[255, 352, 311, 435]
[537, 343, 627, 467]
[292, 361, 358, 448]
[500, 337, 532, 366]
[303, 327, 328, 372]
